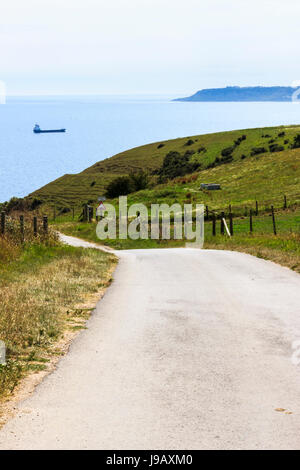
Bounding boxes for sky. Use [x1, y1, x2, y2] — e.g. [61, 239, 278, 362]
[1, 0, 300, 96]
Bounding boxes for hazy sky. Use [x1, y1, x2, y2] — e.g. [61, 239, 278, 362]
[2, 0, 300, 95]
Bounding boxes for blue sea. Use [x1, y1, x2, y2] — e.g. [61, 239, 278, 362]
[1, 94, 300, 203]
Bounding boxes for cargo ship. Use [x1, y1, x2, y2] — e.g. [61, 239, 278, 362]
[33, 124, 66, 134]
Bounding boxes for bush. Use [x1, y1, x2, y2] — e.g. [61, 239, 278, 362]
[184, 149, 195, 157]
[278, 131, 285, 137]
[234, 136, 246, 146]
[105, 176, 134, 198]
[250, 147, 266, 156]
[157, 143, 165, 149]
[197, 146, 207, 153]
[269, 144, 284, 153]
[221, 146, 235, 157]
[207, 153, 233, 169]
[157, 151, 200, 180]
[220, 154, 233, 163]
[105, 171, 149, 198]
[29, 198, 43, 210]
[184, 139, 194, 146]
[290, 134, 300, 149]
[129, 170, 149, 191]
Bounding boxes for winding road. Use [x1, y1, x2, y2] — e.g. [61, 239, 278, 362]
[1, 235, 300, 449]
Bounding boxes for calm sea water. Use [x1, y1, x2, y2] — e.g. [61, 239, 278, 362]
[0, 94, 300, 202]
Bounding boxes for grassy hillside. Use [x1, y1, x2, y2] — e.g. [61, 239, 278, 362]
[46, 123, 300, 271]
[27, 125, 300, 210]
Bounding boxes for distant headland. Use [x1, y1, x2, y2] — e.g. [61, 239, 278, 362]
[174, 86, 298, 102]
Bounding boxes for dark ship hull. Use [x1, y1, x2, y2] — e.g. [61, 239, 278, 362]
[34, 129, 66, 133]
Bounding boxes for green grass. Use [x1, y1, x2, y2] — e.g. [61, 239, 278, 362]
[54, 220, 185, 250]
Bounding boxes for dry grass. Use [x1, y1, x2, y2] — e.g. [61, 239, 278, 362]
[0, 232, 117, 399]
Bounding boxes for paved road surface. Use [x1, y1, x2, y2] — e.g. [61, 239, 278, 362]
[1, 235, 300, 449]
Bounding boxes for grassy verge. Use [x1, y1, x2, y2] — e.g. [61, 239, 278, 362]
[54, 220, 185, 250]
[205, 232, 300, 273]
[204, 207, 300, 271]
[0, 236, 117, 401]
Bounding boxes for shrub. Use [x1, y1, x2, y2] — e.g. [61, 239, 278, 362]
[269, 144, 284, 153]
[157, 143, 165, 149]
[278, 131, 285, 137]
[157, 151, 200, 180]
[221, 146, 235, 157]
[184, 149, 195, 157]
[105, 170, 149, 198]
[129, 170, 149, 191]
[241, 154, 247, 160]
[90, 181, 96, 187]
[234, 136, 246, 146]
[30, 198, 43, 210]
[220, 154, 233, 163]
[250, 147, 266, 156]
[105, 176, 134, 198]
[290, 134, 300, 149]
[207, 153, 233, 169]
[184, 139, 194, 146]
[197, 146, 207, 153]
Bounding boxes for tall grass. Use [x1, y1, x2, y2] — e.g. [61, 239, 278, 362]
[0, 217, 116, 399]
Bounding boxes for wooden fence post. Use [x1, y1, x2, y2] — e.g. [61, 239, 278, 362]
[229, 212, 233, 236]
[20, 215, 24, 242]
[220, 212, 225, 235]
[86, 206, 91, 223]
[43, 216, 48, 234]
[0, 211, 5, 235]
[212, 213, 216, 236]
[33, 216, 38, 236]
[250, 209, 253, 233]
[84, 204, 89, 222]
[271, 206, 277, 235]
[255, 201, 258, 216]
[284, 195, 287, 210]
